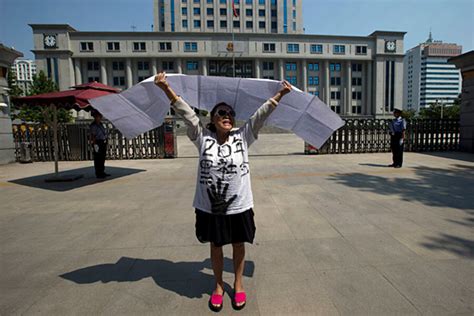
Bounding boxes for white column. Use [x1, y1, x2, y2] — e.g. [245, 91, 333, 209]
[201, 58, 208, 76]
[366, 61, 373, 115]
[100, 58, 107, 84]
[176, 58, 183, 74]
[301, 60, 308, 91]
[152, 58, 158, 75]
[255, 58, 261, 78]
[345, 61, 352, 115]
[74, 59, 82, 85]
[126, 58, 133, 88]
[279, 59, 284, 80]
[323, 60, 330, 104]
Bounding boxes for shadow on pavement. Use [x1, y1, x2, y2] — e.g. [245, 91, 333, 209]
[9, 166, 146, 192]
[60, 257, 255, 299]
[420, 152, 474, 163]
[359, 163, 391, 168]
[328, 163, 474, 258]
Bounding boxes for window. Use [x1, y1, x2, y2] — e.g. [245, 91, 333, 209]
[308, 76, 319, 85]
[262, 61, 274, 70]
[271, 21, 277, 29]
[220, 20, 227, 28]
[233, 21, 240, 28]
[112, 61, 124, 70]
[271, 9, 277, 17]
[246, 21, 253, 28]
[193, 7, 200, 15]
[88, 76, 99, 82]
[352, 63, 362, 72]
[259, 9, 265, 16]
[184, 42, 198, 52]
[263, 43, 275, 52]
[246, 9, 252, 16]
[331, 91, 341, 100]
[356, 46, 367, 55]
[159, 42, 172, 51]
[352, 105, 362, 114]
[352, 77, 362, 86]
[107, 42, 120, 51]
[113, 76, 125, 86]
[286, 76, 297, 85]
[133, 42, 146, 51]
[207, 8, 214, 15]
[259, 0, 265, 4]
[182, 7, 187, 15]
[207, 20, 214, 27]
[330, 77, 341, 85]
[194, 20, 201, 28]
[271, 0, 276, 4]
[138, 76, 147, 82]
[87, 61, 99, 71]
[310, 44, 323, 54]
[220, 0, 226, 3]
[162, 61, 174, 71]
[286, 62, 297, 71]
[331, 106, 341, 114]
[220, 8, 227, 15]
[187, 61, 199, 70]
[292, 10, 296, 18]
[182, 20, 188, 28]
[352, 91, 362, 100]
[259, 21, 265, 28]
[246, 0, 252, 4]
[333, 45, 345, 54]
[137, 61, 150, 71]
[287, 43, 299, 53]
[308, 63, 319, 71]
[330, 63, 341, 72]
[80, 42, 94, 51]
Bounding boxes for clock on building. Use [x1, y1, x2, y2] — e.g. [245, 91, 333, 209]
[385, 40, 396, 53]
[43, 34, 57, 48]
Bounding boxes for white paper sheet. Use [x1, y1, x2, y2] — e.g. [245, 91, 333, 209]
[89, 74, 345, 149]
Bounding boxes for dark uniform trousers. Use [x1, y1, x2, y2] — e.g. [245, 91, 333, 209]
[93, 140, 107, 176]
[390, 132, 404, 167]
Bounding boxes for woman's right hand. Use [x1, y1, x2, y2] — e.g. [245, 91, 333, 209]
[154, 72, 169, 90]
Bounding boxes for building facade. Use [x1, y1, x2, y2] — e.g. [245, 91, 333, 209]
[11, 59, 37, 95]
[404, 35, 462, 112]
[154, 0, 304, 34]
[0, 44, 23, 164]
[31, 23, 405, 119]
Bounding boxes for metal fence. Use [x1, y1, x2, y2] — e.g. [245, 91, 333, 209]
[305, 119, 460, 154]
[12, 118, 460, 161]
[12, 121, 169, 162]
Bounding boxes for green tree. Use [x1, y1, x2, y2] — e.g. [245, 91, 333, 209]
[401, 109, 417, 120]
[7, 69, 24, 98]
[418, 102, 460, 120]
[11, 70, 72, 123]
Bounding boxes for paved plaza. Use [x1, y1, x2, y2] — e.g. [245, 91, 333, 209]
[1, 134, 473, 315]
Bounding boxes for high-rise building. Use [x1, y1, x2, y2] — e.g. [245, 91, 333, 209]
[11, 59, 37, 95]
[154, 0, 303, 34]
[404, 33, 462, 112]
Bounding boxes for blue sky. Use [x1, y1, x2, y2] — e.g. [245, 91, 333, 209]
[1, 0, 473, 60]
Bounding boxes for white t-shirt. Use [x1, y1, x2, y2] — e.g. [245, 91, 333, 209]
[172, 98, 276, 215]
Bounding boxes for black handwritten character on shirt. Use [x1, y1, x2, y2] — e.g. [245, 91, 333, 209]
[207, 178, 237, 214]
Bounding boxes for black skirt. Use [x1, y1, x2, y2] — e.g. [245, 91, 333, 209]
[195, 208, 256, 247]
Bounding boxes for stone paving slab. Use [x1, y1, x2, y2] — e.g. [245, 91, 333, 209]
[1, 134, 473, 315]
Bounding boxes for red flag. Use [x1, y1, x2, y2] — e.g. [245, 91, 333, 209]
[232, 0, 239, 17]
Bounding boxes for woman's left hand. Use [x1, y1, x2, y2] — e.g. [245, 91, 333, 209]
[279, 80, 292, 97]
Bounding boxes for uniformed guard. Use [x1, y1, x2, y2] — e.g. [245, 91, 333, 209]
[90, 109, 110, 178]
[388, 108, 407, 168]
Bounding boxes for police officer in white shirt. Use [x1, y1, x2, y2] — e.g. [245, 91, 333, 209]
[90, 109, 110, 178]
[388, 108, 407, 168]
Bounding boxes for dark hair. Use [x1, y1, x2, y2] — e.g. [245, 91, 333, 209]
[206, 102, 233, 132]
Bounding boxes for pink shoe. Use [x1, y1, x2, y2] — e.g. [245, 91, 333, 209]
[232, 291, 246, 310]
[208, 292, 223, 312]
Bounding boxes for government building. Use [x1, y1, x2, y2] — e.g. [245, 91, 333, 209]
[30, 0, 405, 118]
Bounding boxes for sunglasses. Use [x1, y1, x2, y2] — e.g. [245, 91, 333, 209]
[215, 109, 236, 118]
